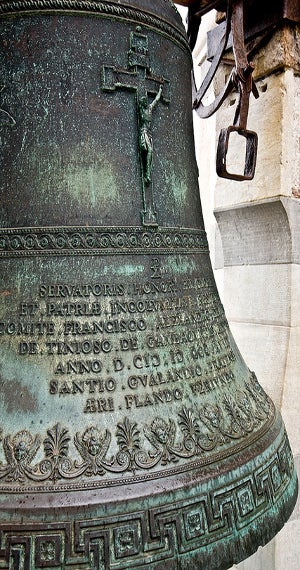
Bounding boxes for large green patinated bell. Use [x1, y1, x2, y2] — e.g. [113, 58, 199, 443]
[0, 0, 297, 568]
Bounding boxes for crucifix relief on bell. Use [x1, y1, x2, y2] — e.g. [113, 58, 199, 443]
[102, 27, 170, 227]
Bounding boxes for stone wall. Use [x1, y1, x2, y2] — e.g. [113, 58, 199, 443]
[183, 6, 300, 570]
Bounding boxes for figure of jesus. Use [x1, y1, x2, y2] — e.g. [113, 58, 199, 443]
[138, 84, 163, 185]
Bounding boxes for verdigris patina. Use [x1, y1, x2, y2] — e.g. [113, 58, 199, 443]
[0, 1, 297, 568]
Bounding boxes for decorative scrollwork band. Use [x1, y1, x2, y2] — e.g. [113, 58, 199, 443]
[0, 226, 208, 257]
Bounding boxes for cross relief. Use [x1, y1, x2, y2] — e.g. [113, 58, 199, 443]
[102, 27, 170, 227]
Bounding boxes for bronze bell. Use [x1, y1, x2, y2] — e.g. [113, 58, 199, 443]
[0, 1, 297, 568]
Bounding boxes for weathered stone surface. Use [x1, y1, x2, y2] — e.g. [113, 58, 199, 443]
[222, 264, 291, 326]
[252, 25, 300, 78]
[191, 10, 300, 570]
[215, 200, 291, 265]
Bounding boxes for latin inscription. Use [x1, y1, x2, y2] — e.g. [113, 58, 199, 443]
[1, 274, 236, 413]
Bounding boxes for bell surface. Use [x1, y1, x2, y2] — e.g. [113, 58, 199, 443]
[0, 1, 297, 568]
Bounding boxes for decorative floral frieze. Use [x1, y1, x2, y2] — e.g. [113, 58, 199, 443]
[0, 374, 273, 485]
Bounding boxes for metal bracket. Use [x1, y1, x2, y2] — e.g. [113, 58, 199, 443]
[191, 0, 259, 181]
[216, 126, 258, 181]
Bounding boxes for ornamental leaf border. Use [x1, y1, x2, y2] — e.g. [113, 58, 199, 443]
[0, 374, 274, 487]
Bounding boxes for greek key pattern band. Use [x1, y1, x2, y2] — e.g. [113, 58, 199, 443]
[0, 431, 295, 569]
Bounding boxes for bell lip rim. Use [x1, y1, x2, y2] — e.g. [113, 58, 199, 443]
[0, 431, 297, 570]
